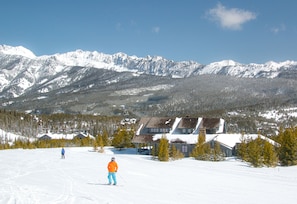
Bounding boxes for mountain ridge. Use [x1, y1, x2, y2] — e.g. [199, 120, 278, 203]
[1, 44, 297, 81]
[1, 44, 297, 118]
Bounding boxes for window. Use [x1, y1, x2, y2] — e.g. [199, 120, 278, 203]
[149, 128, 170, 133]
[181, 145, 188, 153]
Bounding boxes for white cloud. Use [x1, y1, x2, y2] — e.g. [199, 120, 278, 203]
[207, 3, 256, 30]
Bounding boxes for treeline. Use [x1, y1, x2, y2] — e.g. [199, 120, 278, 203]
[0, 109, 137, 151]
[0, 137, 95, 150]
[190, 133, 225, 162]
[0, 109, 131, 141]
[0, 127, 136, 151]
[1, 109, 297, 167]
[236, 127, 297, 167]
[150, 137, 185, 161]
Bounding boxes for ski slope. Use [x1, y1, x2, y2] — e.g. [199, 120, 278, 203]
[0, 147, 296, 204]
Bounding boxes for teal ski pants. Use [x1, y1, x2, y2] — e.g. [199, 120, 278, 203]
[108, 172, 117, 185]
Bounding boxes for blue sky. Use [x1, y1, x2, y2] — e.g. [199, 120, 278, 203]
[1, 0, 296, 64]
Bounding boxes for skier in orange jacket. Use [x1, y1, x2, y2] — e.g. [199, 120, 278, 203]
[107, 157, 118, 185]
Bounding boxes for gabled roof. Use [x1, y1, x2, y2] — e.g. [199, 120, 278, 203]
[36, 132, 94, 140]
[137, 117, 151, 128]
[134, 116, 226, 145]
[153, 133, 198, 144]
[177, 117, 198, 129]
[205, 134, 280, 150]
[136, 117, 176, 136]
[132, 135, 154, 144]
[38, 134, 52, 140]
[146, 117, 175, 128]
[74, 133, 87, 139]
[171, 138, 187, 143]
[200, 118, 221, 129]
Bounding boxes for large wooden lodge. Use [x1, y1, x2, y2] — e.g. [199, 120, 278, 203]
[132, 116, 277, 157]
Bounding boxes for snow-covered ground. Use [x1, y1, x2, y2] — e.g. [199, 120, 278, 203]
[259, 107, 297, 121]
[0, 147, 296, 204]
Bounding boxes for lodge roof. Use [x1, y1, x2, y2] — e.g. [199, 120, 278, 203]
[146, 117, 175, 128]
[200, 118, 221, 129]
[132, 135, 154, 144]
[177, 117, 198, 129]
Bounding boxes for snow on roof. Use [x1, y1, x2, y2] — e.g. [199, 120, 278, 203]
[136, 123, 143, 135]
[218, 118, 225, 133]
[210, 134, 244, 148]
[153, 133, 276, 148]
[37, 132, 95, 140]
[153, 133, 198, 144]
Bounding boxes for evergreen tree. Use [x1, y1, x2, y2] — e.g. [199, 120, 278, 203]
[213, 141, 223, 161]
[151, 144, 158, 157]
[93, 138, 98, 152]
[112, 128, 134, 149]
[237, 133, 248, 161]
[263, 141, 278, 167]
[278, 127, 297, 166]
[191, 132, 212, 160]
[190, 133, 205, 158]
[170, 144, 184, 160]
[158, 136, 169, 161]
[98, 135, 104, 153]
[112, 128, 125, 149]
[102, 129, 110, 146]
[247, 136, 263, 167]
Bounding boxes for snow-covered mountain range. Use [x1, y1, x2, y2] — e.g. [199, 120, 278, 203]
[1, 44, 297, 116]
[1, 44, 297, 97]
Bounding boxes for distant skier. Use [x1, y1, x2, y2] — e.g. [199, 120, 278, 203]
[107, 157, 118, 185]
[61, 147, 65, 159]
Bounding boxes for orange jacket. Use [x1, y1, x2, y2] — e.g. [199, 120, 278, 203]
[107, 161, 118, 173]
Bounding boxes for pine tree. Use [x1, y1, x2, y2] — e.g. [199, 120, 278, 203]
[170, 144, 184, 160]
[112, 128, 134, 149]
[278, 127, 297, 166]
[158, 136, 169, 161]
[190, 132, 211, 160]
[263, 141, 278, 167]
[102, 129, 110, 146]
[237, 133, 248, 161]
[98, 135, 104, 153]
[112, 128, 125, 149]
[213, 141, 223, 161]
[151, 144, 158, 157]
[247, 136, 263, 167]
[198, 134, 206, 156]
